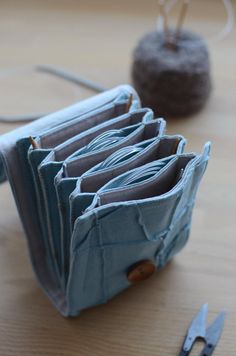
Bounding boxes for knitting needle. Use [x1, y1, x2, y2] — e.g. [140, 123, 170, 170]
[159, 0, 169, 41]
[175, 0, 190, 43]
[126, 93, 133, 112]
[159, 0, 178, 49]
[29, 136, 39, 149]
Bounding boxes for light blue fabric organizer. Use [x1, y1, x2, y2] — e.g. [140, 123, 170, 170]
[0, 85, 210, 317]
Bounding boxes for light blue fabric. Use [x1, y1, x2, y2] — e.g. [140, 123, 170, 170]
[31, 110, 158, 280]
[55, 134, 184, 284]
[0, 85, 210, 317]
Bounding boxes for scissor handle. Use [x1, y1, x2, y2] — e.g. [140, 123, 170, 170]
[179, 351, 189, 356]
[200, 343, 215, 356]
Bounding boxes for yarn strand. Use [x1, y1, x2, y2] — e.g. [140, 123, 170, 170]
[0, 65, 106, 123]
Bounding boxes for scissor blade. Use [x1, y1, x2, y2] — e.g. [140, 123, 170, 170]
[180, 303, 208, 355]
[203, 311, 226, 351]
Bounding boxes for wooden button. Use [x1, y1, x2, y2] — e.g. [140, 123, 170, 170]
[127, 260, 156, 283]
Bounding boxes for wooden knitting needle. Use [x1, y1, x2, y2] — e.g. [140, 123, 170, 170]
[126, 93, 133, 112]
[175, 0, 190, 43]
[159, 0, 169, 40]
[159, 0, 178, 50]
[29, 136, 39, 149]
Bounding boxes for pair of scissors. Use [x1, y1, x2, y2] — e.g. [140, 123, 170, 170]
[179, 304, 226, 356]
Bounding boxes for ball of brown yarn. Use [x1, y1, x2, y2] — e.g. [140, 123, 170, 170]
[131, 29, 212, 118]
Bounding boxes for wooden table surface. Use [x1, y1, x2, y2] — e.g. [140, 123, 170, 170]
[0, 1, 235, 355]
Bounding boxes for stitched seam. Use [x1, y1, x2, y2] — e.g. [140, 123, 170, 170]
[95, 211, 107, 303]
[159, 223, 191, 266]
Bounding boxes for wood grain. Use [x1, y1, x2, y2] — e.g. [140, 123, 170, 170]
[0, 1, 235, 355]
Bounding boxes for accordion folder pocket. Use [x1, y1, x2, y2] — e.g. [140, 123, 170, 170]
[0, 84, 210, 316]
[29, 115, 163, 279]
[54, 134, 184, 283]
